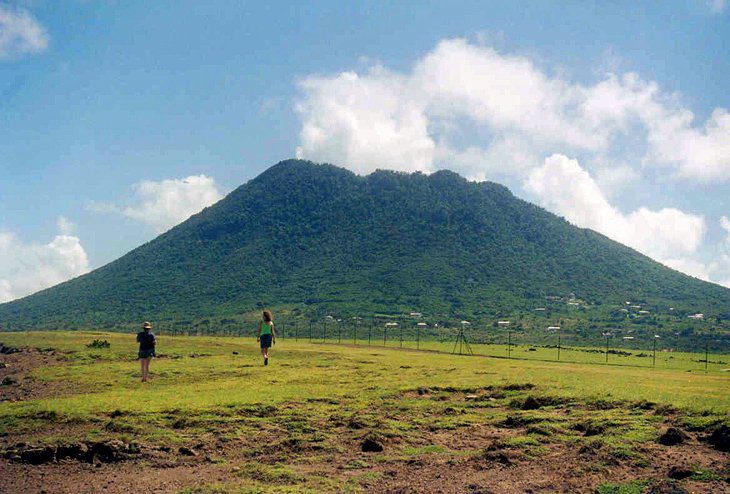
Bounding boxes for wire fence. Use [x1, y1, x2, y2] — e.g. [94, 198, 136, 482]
[140, 316, 730, 372]
[6, 315, 726, 372]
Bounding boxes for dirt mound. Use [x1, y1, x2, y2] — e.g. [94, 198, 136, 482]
[5, 440, 142, 465]
[0, 343, 20, 354]
[658, 427, 690, 446]
[707, 425, 730, 452]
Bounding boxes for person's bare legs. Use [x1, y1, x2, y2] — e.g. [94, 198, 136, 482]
[141, 357, 150, 382]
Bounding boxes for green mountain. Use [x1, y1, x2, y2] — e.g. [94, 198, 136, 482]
[1, 159, 728, 328]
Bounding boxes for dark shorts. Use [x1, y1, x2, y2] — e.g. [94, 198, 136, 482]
[138, 349, 155, 359]
[260, 334, 272, 349]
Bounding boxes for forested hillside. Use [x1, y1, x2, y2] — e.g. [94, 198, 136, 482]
[1, 159, 728, 328]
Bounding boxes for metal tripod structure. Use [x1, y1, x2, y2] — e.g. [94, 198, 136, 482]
[452, 324, 474, 355]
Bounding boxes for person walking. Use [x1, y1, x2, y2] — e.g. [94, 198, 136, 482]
[257, 310, 276, 365]
[137, 321, 156, 382]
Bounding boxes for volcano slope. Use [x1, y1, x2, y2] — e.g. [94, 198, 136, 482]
[1, 159, 729, 329]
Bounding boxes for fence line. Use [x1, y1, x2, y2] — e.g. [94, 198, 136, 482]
[4, 316, 725, 372]
[138, 316, 729, 372]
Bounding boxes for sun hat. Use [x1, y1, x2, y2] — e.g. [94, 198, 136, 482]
[142, 321, 153, 329]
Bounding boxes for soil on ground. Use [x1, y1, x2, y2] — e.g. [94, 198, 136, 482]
[0, 348, 728, 493]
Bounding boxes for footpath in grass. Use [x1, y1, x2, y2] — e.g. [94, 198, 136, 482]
[0, 331, 728, 494]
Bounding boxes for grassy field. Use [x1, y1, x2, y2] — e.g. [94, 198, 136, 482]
[284, 334, 728, 372]
[0, 331, 728, 493]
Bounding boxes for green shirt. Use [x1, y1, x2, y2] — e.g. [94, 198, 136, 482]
[260, 321, 273, 335]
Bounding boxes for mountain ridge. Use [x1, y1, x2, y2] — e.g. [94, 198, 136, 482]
[1, 159, 728, 328]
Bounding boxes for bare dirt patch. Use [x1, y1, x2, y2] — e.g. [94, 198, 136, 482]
[1, 385, 728, 493]
[0, 347, 69, 402]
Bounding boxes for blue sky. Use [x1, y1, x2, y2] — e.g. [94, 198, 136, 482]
[1, 1, 729, 302]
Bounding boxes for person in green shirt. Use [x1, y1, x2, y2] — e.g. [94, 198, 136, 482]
[257, 310, 276, 365]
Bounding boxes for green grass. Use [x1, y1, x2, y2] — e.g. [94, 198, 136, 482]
[2, 330, 728, 493]
[596, 480, 649, 494]
[1, 331, 728, 426]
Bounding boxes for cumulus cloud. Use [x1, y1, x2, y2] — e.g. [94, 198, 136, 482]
[525, 154, 707, 271]
[0, 6, 48, 60]
[296, 38, 730, 182]
[0, 227, 90, 303]
[294, 39, 730, 284]
[90, 175, 224, 233]
[712, 217, 730, 287]
[296, 68, 435, 174]
[524, 155, 730, 287]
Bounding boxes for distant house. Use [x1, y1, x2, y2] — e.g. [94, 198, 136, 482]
[385, 322, 398, 327]
[547, 326, 560, 331]
[410, 312, 423, 318]
[638, 310, 650, 315]
[497, 321, 510, 326]
[535, 307, 547, 311]
[416, 322, 427, 327]
[688, 313, 704, 320]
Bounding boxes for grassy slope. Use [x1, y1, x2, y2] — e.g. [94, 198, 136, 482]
[2, 331, 727, 421]
[2, 331, 728, 493]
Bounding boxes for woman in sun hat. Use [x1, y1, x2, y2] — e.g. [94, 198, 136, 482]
[137, 321, 156, 382]
[257, 310, 276, 365]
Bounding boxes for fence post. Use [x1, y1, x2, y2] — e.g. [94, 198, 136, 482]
[652, 337, 656, 367]
[400, 321, 403, 348]
[337, 321, 341, 344]
[295, 322, 299, 342]
[507, 330, 512, 358]
[605, 335, 609, 363]
[417, 324, 420, 350]
[705, 339, 709, 371]
[368, 322, 372, 346]
[557, 329, 561, 361]
[384, 324, 387, 347]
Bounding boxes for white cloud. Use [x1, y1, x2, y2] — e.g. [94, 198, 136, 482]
[0, 227, 90, 303]
[594, 165, 641, 198]
[0, 6, 48, 60]
[295, 39, 730, 183]
[90, 175, 224, 233]
[711, 217, 730, 287]
[296, 68, 435, 174]
[525, 154, 709, 279]
[294, 38, 730, 286]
